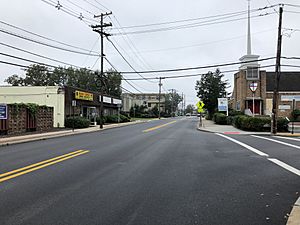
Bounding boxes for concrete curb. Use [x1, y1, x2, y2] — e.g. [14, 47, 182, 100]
[0, 119, 154, 147]
[286, 197, 300, 225]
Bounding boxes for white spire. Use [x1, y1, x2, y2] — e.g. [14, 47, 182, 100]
[247, 0, 252, 55]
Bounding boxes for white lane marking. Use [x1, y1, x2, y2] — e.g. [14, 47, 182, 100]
[268, 158, 300, 177]
[216, 133, 269, 156]
[216, 133, 300, 177]
[275, 136, 300, 142]
[252, 135, 300, 150]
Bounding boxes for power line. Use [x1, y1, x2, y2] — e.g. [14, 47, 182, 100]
[118, 57, 276, 74]
[122, 64, 277, 80]
[41, 0, 95, 24]
[112, 5, 277, 30]
[104, 57, 144, 93]
[0, 42, 81, 68]
[0, 20, 99, 54]
[107, 37, 157, 83]
[0, 52, 60, 68]
[0, 28, 100, 56]
[110, 15, 160, 83]
[111, 12, 275, 36]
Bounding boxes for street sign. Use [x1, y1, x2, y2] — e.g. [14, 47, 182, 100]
[196, 101, 205, 113]
[0, 104, 7, 120]
[218, 98, 228, 112]
[249, 82, 258, 92]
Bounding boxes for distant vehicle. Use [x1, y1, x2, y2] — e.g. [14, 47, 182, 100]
[185, 113, 191, 116]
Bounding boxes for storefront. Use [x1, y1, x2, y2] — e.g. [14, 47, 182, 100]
[64, 86, 121, 123]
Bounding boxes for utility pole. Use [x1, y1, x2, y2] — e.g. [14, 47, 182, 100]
[92, 12, 112, 129]
[169, 89, 176, 117]
[158, 77, 163, 119]
[182, 93, 184, 116]
[271, 6, 283, 135]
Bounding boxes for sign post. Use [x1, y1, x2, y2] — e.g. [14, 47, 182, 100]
[71, 100, 76, 132]
[196, 101, 205, 127]
[249, 82, 258, 117]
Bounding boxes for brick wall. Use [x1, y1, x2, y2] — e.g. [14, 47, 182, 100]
[0, 104, 54, 136]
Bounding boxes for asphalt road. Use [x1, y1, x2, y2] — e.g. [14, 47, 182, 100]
[0, 117, 299, 225]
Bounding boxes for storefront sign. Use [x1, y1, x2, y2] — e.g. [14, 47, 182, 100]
[0, 104, 7, 119]
[102, 96, 112, 104]
[279, 105, 291, 110]
[75, 91, 93, 101]
[113, 98, 122, 105]
[281, 95, 300, 101]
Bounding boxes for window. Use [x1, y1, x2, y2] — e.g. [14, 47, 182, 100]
[148, 103, 151, 107]
[246, 67, 259, 80]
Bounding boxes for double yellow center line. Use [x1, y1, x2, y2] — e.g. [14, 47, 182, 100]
[0, 150, 89, 183]
[143, 121, 177, 133]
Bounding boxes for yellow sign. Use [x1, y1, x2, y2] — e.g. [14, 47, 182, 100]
[196, 101, 205, 113]
[75, 90, 93, 101]
[198, 108, 204, 113]
[196, 101, 205, 109]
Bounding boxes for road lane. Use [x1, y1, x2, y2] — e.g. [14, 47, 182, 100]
[0, 117, 299, 225]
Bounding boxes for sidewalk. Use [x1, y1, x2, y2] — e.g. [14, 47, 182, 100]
[198, 119, 300, 137]
[0, 119, 156, 146]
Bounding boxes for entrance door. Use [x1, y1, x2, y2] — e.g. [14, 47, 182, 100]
[247, 100, 261, 114]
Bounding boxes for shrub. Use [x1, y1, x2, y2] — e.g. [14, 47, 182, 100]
[240, 116, 270, 131]
[232, 115, 247, 129]
[65, 117, 90, 129]
[228, 110, 244, 117]
[213, 113, 227, 125]
[292, 109, 300, 120]
[277, 117, 289, 132]
[96, 116, 107, 125]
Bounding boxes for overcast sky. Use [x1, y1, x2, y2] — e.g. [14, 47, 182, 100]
[0, 0, 300, 105]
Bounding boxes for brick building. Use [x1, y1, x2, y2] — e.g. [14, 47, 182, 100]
[231, 2, 300, 118]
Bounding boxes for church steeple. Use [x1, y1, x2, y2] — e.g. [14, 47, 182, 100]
[239, 0, 260, 73]
[247, 0, 251, 55]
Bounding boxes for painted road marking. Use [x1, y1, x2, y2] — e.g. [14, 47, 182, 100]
[268, 158, 300, 177]
[143, 121, 177, 133]
[216, 133, 269, 156]
[252, 135, 300, 150]
[0, 150, 89, 183]
[216, 134, 300, 177]
[275, 136, 300, 142]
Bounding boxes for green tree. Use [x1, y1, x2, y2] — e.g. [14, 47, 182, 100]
[185, 104, 195, 114]
[195, 69, 229, 119]
[103, 69, 122, 98]
[5, 64, 122, 97]
[164, 92, 182, 116]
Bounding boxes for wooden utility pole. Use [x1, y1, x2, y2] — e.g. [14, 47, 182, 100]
[271, 6, 283, 135]
[158, 77, 162, 119]
[92, 12, 112, 129]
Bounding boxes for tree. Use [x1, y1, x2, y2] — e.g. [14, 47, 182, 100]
[185, 104, 195, 114]
[195, 69, 229, 118]
[5, 64, 122, 97]
[164, 92, 182, 116]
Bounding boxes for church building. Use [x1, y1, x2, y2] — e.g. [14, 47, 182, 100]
[231, 2, 300, 118]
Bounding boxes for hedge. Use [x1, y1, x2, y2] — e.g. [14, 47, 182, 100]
[213, 113, 227, 125]
[65, 117, 90, 129]
[232, 115, 288, 132]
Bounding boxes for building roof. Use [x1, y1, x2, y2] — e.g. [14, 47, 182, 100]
[266, 72, 300, 92]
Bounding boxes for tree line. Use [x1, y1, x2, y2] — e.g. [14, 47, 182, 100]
[5, 64, 122, 98]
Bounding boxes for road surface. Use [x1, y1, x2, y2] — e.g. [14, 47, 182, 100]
[0, 117, 299, 225]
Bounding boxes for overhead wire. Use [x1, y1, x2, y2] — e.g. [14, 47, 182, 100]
[0, 28, 100, 56]
[111, 10, 276, 36]
[0, 20, 99, 54]
[109, 15, 158, 84]
[104, 57, 144, 93]
[0, 42, 81, 68]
